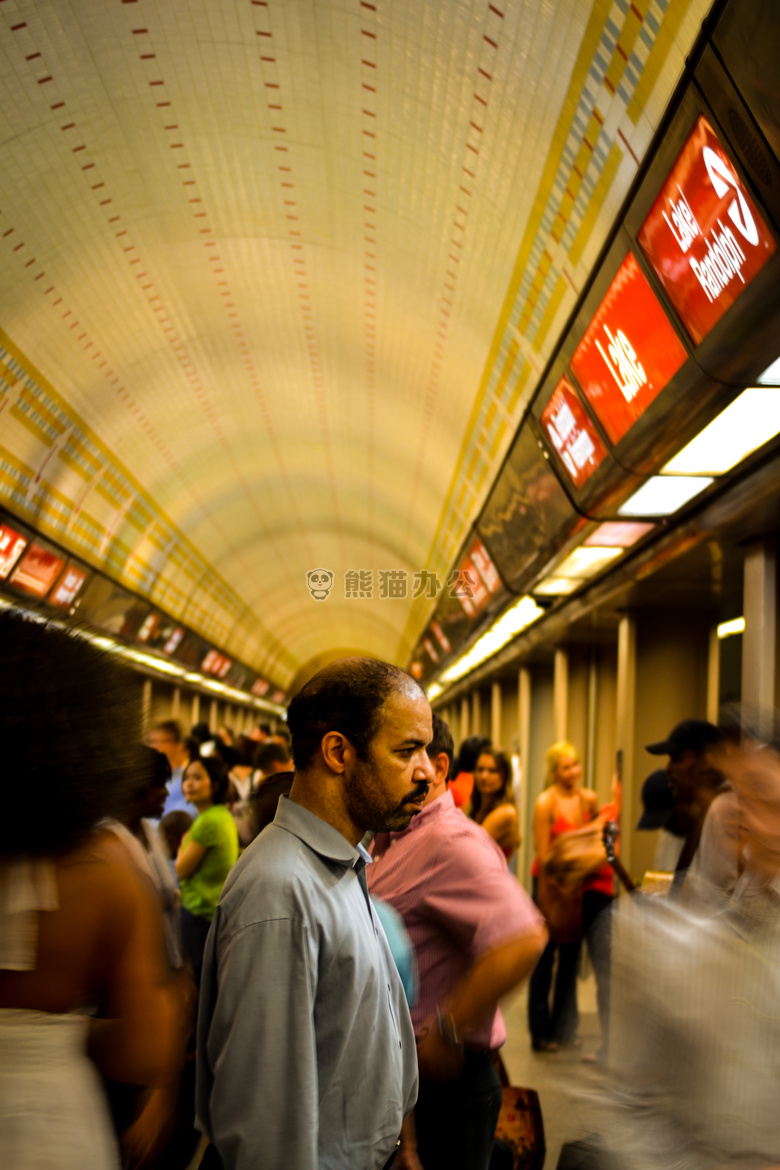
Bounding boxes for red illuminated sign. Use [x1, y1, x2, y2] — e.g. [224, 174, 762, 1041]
[0, 523, 27, 579]
[137, 612, 161, 643]
[453, 537, 503, 619]
[252, 677, 270, 697]
[431, 620, 451, 655]
[540, 378, 607, 487]
[163, 626, 184, 655]
[49, 565, 88, 608]
[9, 543, 66, 598]
[423, 637, 440, 664]
[638, 116, 776, 345]
[570, 252, 688, 445]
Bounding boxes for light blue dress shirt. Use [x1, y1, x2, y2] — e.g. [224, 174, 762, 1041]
[196, 796, 418, 1170]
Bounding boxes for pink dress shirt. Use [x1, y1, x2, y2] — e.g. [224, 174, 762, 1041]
[368, 790, 542, 1050]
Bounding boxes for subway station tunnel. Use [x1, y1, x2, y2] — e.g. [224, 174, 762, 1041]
[1, 0, 779, 879]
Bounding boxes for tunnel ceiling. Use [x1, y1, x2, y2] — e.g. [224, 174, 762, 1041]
[0, 0, 711, 689]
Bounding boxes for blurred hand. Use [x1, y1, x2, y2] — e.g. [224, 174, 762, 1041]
[416, 1025, 465, 1081]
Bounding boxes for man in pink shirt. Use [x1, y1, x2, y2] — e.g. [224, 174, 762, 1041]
[368, 714, 546, 1170]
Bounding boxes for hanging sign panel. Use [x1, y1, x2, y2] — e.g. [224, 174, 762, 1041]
[570, 252, 688, 445]
[0, 523, 28, 579]
[9, 542, 66, 598]
[539, 377, 607, 487]
[637, 115, 776, 346]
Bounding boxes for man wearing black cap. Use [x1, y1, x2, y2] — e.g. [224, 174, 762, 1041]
[644, 719, 737, 896]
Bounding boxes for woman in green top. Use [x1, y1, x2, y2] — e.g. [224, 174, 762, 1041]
[176, 757, 239, 983]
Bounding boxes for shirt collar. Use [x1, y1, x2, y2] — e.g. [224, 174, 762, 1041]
[274, 794, 364, 868]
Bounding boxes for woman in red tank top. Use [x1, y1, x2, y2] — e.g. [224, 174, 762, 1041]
[528, 741, 597, 1052]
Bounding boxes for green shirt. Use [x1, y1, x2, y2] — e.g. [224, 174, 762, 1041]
[180, 804, 239, 921]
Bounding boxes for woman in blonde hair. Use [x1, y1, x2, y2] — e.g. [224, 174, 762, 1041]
[527, 740, 598, 1052]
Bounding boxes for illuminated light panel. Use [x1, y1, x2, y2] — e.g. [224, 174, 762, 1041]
[758, 356, 780, 385]
[439, 596, 543, 685]
[717, 616, 745, 639]
[555, 546, 623, 579]
[533, 577, 580, 596]
[584, 521, 654, 547]
[662, 388, 780, 475]
[427, 683, 443, 702]
[618, 476, 713, 516]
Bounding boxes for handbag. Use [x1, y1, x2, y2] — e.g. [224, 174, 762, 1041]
[535, 867, 583, 945]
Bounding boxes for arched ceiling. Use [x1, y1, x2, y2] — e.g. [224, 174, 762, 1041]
[0, 0, 712, 689]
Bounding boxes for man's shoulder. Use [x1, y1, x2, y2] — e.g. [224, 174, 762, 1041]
[218, 824, 318, 924]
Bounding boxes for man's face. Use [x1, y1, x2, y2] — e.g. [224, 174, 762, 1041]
[667, 747, 724, 827]
[343, 687, 434, 834]
[717, 742, 780, 875]
[147, 729, 178, 767]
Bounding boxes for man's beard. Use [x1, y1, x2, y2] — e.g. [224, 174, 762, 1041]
[343, 754, 429, 835]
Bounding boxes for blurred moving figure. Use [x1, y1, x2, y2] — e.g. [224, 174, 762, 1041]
[449, 734, 492, 810]
[160, 812, 194, 883]
[176, 759, 239, 985]
[470, 748, 521, 862]
[528, 741, 597, 1052]
[369, 715, 545, 1170]
[587, 719, 780, 1170]
[0, 612, 178, 1169]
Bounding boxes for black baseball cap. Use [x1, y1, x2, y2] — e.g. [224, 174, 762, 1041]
[636, 769, 675, 830]
[645, 719, 722, 757]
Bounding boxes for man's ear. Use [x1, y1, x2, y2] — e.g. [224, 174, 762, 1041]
[320, 731, 354, 775]
[431, 751, 450, 786]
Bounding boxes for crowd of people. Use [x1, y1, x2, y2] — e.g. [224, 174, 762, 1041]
[1, 609, 779, 1170]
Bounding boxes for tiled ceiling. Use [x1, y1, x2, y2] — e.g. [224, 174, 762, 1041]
[0, 0, 712, 689]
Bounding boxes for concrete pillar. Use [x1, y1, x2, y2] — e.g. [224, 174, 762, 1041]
[471, 689, 481, 737]
[191, 692, 200, 729]
[616, 613, 637, 873]
[585, 649, 598, 792]
[553, 647, 568, 742]
[459, 696, 470, 744]
[141, 679, 152, 738]
[491, 681, 502, 747]
[171, 686, 181, 721]
[743, 538, 776, 728]
[517, 667, 532, 891]
[706, 624, 720, 725]
[209, 699, 218, 733]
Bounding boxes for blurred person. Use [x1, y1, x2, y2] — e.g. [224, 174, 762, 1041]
[245, 771, 294, 844]
[369, 714, 546, 1170]
[176, 758, 239, 985]
[0, 612, 179, 1170]
[645, 720, 738, 902]
[449, 734, 492, 810]
[636, 768, 684, 870]
[160, 811, 193, 883]
[528, 741, 597, 1052]
[252, 739, 292, 782]
[470, 748, 520, 861]
[248, 721, 271, 743]
[584, 724, 780, 1170]
[268, 724, 292, 751]
[108, 746, 200, 1170]
[110, 745, 182, 972]
[216, 727, 234, 748]
[227, 736, 256, 802]
[148, 720, 198, 821]
[196, 658, 428, 1170]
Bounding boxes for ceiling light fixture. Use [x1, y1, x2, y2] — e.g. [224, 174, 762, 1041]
[717, 616, 745, 639]
[618, 476, 713, 517]
[439, 596, 543, 685]
[758, 356, 780, 385]
[662, 388, 780, 475]
[584, 521, 654, 548]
